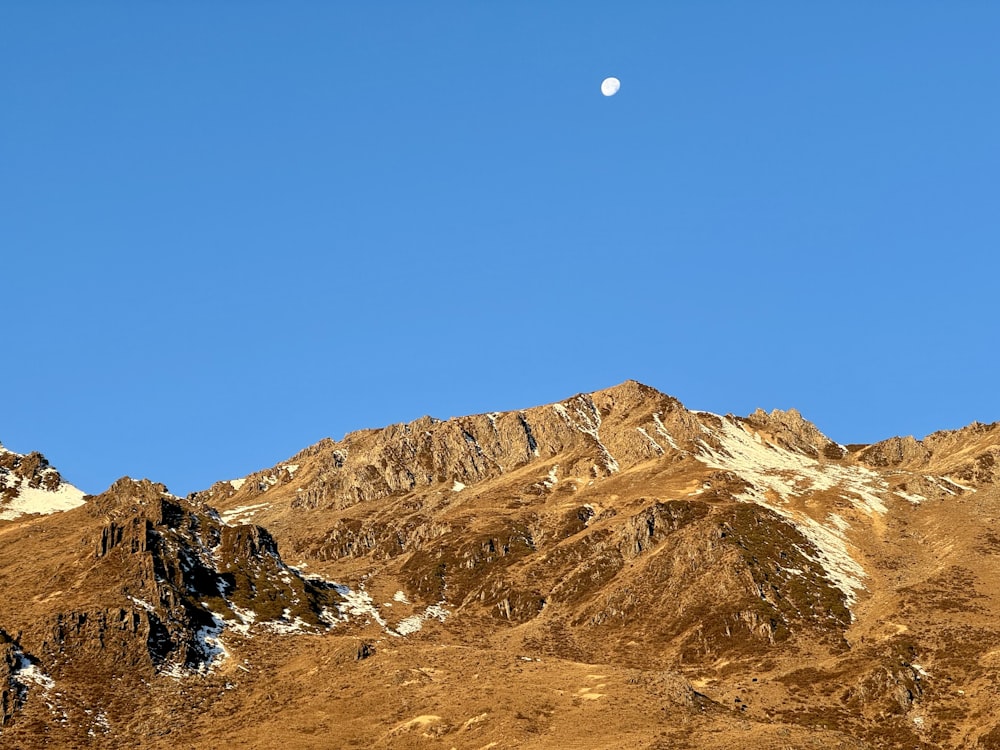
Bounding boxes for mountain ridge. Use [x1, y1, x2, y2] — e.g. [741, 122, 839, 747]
[3, 380, 1000, 748]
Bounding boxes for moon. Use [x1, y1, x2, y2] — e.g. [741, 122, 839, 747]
[601, 77, 620, 97]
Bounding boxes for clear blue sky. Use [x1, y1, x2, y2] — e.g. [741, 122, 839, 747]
[3, 3, 998, 495]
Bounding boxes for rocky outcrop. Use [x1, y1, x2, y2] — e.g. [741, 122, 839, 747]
[0, 629, 22, 727]
[743, 407, 846, 459]
[0, 450, 61, 494]
[0, 447, 67, 506]
[855, 420, 1000, 486]
[857, 436, 932, 468]
[386, 492, 851, 664]
[294, 515, 452, 562]
[843, 641, 925, 720]
[0, 630, 49, 730]
[400, 519, 541, 620]
[52, 478, 343, 673]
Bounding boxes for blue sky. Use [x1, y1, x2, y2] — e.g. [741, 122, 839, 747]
[3, 3, 998, 495]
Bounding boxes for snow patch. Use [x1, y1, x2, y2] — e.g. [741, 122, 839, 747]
[652, 413, 681, 450]
[0, 474, 86, 521]
[696, 416, 888, 514]
[895, 489, 927, 505]
[925, 476, 956, 495]
[330, 584, 389, 630]
[636, 427, 664, 454]
[310, 578, 449, 638]
[790, 515, 868, 607]
[394, 604, 450, 636]
[694, 415, 887, 608]
[258, 609, 313, 635]
[127, 596, 154, 613]
[192, 615, 229, 673]
[227, 603, 258, 636]
[162, 615, 230, 679]
[942, 476, 973, 492]
[14, 656, 55, 692]
[228, 478, 247, 491]
[221, 502, 269, 525]
[553, 399, 619, 474]
[451, 481, 466, 492]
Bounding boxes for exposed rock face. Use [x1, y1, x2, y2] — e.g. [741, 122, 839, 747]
[0, 630, 22, 727]
[60, 478, 343, 673]
[0, 450, 61, 494]
[856, 421, 1000, 486]
[857, 435, 933, 468]
[744, 407, 847, 458]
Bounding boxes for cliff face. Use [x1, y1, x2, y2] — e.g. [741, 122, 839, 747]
[0, 476, 349, 744]
[4, 380, 1000, 748]
[67, 478, 342, 674]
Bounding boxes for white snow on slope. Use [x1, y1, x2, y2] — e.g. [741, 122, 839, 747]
[193, 615, 228, 673]
[14, 655, 55, 692]
[329, 584, 390, 630]
[0, 470, 86, 521]
[311, 578, 450, 637]
[895, 489, 927, 505]
[259, 608, 314, 635]
[553, 400, 619, 473]
[693, 414, 885, 607]
[394, 604, 450, 636]
[220, 502, 269, 525]
[651, 413, 680, 449]
[636, 427, 664, 454]
[127, 596, 154, 613]
[226, 602, 258, 636]
[696, 415, 888, 514]
[942, 476, 973, 492]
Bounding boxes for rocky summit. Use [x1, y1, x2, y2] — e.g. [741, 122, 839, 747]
[3, 381, 1000, 748]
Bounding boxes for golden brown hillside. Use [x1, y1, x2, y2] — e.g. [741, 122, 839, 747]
[3, 381, 1000, 748]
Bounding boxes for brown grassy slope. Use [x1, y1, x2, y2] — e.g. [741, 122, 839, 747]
[5, 381, 1000, 747]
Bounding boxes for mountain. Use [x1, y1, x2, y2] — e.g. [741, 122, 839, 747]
[3, 380, 1000, 748]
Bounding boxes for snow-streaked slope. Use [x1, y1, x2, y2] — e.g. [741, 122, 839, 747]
[693, 414, 882, 608]
[0, 480, 86, 521]
[0, 444, 86, 521]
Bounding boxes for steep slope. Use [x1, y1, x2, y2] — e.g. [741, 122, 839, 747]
[0, 477, 350, 745]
